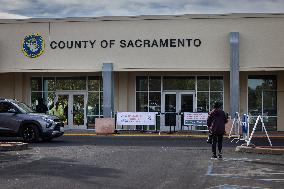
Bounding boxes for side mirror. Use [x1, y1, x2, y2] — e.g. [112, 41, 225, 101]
[8, 109, 17, 113]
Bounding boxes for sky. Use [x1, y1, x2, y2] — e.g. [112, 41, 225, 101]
[0, 0, 283, 19]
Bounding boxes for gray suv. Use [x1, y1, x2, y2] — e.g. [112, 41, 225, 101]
[0, 99, 64, 142]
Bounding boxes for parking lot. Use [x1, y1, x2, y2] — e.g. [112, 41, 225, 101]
[0, 136, 284, 189]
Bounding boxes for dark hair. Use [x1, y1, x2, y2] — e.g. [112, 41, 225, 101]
[38, 97, 44, 103]
[213, 101, 222, 109]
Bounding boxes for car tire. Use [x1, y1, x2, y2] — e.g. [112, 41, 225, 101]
[22, 124, 40, 143]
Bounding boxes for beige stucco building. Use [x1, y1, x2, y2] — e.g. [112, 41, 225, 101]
[0, 13, 283, 131]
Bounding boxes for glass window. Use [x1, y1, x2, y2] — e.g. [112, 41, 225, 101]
[197, 76, 209, 91]
[163, 76, 195, 90]
[87, 77, 103, 118]
[249, 116, 277, 131]
[87, 116, 103, 129]
[100, 92, 103, 115]
[56, 77, 86, 90]
[264, 117, 277, 131]
[30, 76, 104, 129]
[248, 75, 277, 131]
[149, 92, 161, 112]
[136, 76, 162, 113]
[136, 76, 148, 91]
[263, 91, 277, 116]
[31, 92, 43, 110]
[87, 116, 96, 129]
[31, 77, 42, 91]
[45, 92, 55, 111]
[100, 79, 103, 91]
[248, 86, 262, 116]
[0, 102, 14, 113]
[248, 75, 277, 90]
[136, 92, 148, 112]
[43, 77, 56, 91]
[149, 76, 161, 91]
[197, 92, 209, 112]
[210, 76, 223, 91]
[210, 92, 223, 109]
[248, 75, 277, 115]
[87, 92, 100, 115]
[88, 76, 101, 91]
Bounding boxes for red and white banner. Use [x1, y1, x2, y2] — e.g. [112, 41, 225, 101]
[117, 112, 158, 125]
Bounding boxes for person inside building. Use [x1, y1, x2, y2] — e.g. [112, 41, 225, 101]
[36, 97, 48, 114]
[207, 101, 228, 159]
[49, 101, 64, 120]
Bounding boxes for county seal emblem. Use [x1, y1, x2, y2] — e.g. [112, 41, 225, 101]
[22, 34, 44, 58]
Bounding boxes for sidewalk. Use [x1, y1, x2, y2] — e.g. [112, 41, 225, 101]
[63, 129, 284, 138]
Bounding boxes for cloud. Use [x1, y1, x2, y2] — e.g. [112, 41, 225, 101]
[0, 0, 283, 18]
[0, 12, 29, 19]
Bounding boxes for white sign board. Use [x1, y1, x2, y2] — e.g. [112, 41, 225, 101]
[184, 112, 208, 125]
[117, 112, 158, 125]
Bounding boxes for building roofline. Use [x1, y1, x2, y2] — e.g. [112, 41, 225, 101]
[0, 13, 284, 24]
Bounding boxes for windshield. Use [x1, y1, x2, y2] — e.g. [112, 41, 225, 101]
[12, 101, 34, 113]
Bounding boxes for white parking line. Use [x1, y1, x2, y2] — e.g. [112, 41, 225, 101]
[206, 162, 213, 175]
[259, 179, 284, 182]
[206, 159, 284, 183]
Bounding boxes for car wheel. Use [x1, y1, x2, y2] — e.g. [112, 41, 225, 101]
[22, 125, 39, 143]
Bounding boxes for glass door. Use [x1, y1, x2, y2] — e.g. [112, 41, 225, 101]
[180, 93, 194, 112]
[179, 92, 195, 129]
[161, 92, 177, 131]
[55, 92, 87, 130]
[72, 94, 85, 128]
[161, 91, 195, 131]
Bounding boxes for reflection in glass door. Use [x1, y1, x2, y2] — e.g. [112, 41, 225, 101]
[57, 94, 69, 125]
[180, 93, 194, 112]
[55, 92, 86, 130]
[180, 93, 194, 129]
[72, 94, 85, 126]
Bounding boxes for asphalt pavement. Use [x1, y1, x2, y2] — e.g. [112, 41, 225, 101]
[0, 135, 284, 189]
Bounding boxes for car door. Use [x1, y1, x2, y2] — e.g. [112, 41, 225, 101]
[0, 102, 21, 134]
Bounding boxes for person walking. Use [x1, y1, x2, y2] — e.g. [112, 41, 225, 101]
[207, 101, 228, 159]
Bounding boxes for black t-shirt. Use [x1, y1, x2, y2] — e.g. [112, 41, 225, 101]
[36, 103, 48, 113]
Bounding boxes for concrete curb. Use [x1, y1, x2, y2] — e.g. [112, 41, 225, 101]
[63, 133, 284, 139]
[0, 142, 28, 151]
[64, 133, 206, 137]
[236, 145, 284, 155]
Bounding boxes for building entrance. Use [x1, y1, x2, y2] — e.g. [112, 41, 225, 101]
[160, 91, 196, 131]
[55, 91, 87, 130]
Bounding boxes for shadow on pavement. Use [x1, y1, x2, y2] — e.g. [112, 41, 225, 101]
[0, 157, 122, 187]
